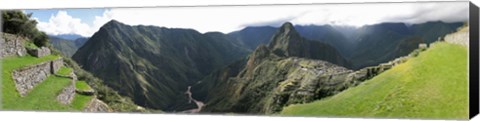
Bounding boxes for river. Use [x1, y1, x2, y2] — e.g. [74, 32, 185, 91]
[179, 86, 204, 113]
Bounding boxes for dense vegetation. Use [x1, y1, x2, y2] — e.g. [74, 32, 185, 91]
[2, 10, 48, 47]
[281, 42, 468, 119]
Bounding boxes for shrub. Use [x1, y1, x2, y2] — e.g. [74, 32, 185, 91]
[2, 10, 48, 47]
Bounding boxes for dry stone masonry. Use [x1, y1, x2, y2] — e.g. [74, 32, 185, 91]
[445, 26, 469, 47]
[56, 69, 78, 104]
[57, 84, 76, 104]
[51, 59, 64, 74]
[57, 83, 75, 104]
[12, 58, 64, 96]
[12, 61, 52, 96]
[27, 47, 51, 58]
[1, 33, 27, 57]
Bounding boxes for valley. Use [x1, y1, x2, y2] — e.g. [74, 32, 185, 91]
[67, 20, 464, 114]
[2, 4, 471, 119]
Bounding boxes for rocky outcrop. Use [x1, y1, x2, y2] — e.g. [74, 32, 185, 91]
[27, 47, 51, 58]
[12, 58, 63, 96]
[57, 84, 75, 104]
[84, 97, 112, 112]
[1, 33, 27, 57]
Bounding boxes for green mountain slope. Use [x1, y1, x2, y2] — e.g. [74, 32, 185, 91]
[72, 20, 249, 111]
[193, 22, 354, 114]
[49, 36, 89, 57]
[49, 36, 78, 57]
[281, 42, 468, 119]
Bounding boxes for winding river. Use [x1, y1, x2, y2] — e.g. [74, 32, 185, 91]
[180, 86, 204, 113]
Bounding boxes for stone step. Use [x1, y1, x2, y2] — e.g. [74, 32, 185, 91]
[75, 81, 95, 96]
[56, 69, 77, 105]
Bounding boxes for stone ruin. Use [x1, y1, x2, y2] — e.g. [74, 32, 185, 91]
[27, 47, 52, 58]
[0, 33, 27, 58]
[12, 58, 64, 96]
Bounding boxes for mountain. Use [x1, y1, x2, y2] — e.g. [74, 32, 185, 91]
[294, 25, 353, 56]
[267, 23, 351, 67]
[52, 33, 85, 40]
[228, 22, 462, 69]
[74, 37, 89, 48]
[49, 36, 78, 57]
[227, 26, 277, 51]
[72, 20, 249, 111]
[48, 36, 89, 57]
[192, 22, 355, 114]
[348, 22, 462, 69]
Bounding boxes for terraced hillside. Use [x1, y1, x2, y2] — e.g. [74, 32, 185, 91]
[280, 41, 468, 119]
[1, 33, 110, 111]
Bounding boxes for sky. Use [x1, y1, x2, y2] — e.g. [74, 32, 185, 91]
[25, 1, 469, 37]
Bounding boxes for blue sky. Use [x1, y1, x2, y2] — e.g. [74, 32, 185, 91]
[26, 9, 106, 27]
[23, 1, 468, 37]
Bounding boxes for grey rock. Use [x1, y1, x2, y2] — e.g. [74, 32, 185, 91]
[1, 33, 27, 58]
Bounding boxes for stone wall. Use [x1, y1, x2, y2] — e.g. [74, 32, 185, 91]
[51, 58, 64, 74]
[1, 33, 27, 58]
[57, 83, 75, 104]
[27, 47, 51, 58]
[84, 98, 112, 112]
[11, 58, 64, 96]
[12, 61, 52, 96]
[56, 68, 77, 105]
[445, 26, 469, 47]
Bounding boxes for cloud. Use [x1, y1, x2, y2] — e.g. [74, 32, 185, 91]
[102, 1, 468, 33]
[35, 11, 93, 37]
[34, 1, 469, 37]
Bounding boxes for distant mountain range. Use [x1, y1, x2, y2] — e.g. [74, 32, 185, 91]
[50, 33, 85, 40]
[70, 19, 463, 112]
[48, 35, 89, 57]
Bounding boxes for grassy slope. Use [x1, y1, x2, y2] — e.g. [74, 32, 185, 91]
[75, 81, 92, 91]
[280, 42, 468, 119]
[72, 81, 94, 110]
[57, 67, 73, 76]
[2, 55, 92, 111]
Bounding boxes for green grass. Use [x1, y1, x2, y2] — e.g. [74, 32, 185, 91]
[25, 41, 39, 49]
[280, 42, 468, 119]
[1, 55, 92, 111]
[57, 67, 73, 76]
[71, 94, 94, 110]
[2, 55, 61, 105]
[75, 81, 92, 91]
[3, 75, 73, 110]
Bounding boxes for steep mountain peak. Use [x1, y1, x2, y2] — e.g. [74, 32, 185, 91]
[280, 22, 294, 31]
[106, 19, 122, 25]
[100, 19, 127, 30]
[268, 22, 303, 57]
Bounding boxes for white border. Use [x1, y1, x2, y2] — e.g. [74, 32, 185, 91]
[0, 0, 478, 121]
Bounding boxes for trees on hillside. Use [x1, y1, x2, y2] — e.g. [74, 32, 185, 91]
[2, 10, 48, 47]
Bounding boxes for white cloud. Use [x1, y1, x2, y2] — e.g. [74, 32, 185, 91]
[35, 11, 93, 36]
[35, 1, 469, 37]
[102, 1, 469, 33]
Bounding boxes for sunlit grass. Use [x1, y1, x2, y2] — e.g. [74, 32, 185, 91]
[281, 42, 468, 119]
